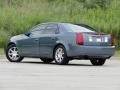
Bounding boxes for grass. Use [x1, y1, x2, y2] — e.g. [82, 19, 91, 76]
[0, 0, 120, 48]
[0, 48, 4, 55]
[115, 50, 120, 57]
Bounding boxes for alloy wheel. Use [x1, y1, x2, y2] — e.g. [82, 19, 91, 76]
[6, 44, 24, 62]
[54, 45, 69, 65]
[8, 47, 20, 61]
[55, 47, 65, 63]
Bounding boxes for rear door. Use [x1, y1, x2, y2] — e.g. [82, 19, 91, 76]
[39, 24, 59, 58]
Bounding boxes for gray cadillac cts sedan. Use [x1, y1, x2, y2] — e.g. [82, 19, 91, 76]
[5, 22, 115, 65]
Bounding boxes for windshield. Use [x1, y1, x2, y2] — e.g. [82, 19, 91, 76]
[64, 23, 95, 32]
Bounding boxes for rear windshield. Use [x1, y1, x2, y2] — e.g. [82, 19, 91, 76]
[64, 23, 95, 32]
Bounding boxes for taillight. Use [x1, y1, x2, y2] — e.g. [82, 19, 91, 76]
[76, 32, 84, 45]
[111, 35, 116, 46]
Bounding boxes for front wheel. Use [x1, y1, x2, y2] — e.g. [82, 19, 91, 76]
[90, 58, 106, 66]
[54, 45, 69, 65]
[6, 44, 24, 62]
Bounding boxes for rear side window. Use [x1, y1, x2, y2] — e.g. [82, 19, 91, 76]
[42, 24, 59, 34]
[64, 23, 94, 32]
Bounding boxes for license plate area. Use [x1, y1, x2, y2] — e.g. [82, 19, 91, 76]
[89, 36, 108, 43]
[96, 37, 101, 42]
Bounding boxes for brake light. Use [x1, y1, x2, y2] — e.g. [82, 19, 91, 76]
[111, 35, 116, 46]
[76, 32, 84, 45]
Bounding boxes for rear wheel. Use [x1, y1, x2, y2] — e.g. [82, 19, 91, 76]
[6, 44, 24, 62]
[90, 58, 106, 66]
[40, 58, 53, 63]
[54, 45, 69, 65]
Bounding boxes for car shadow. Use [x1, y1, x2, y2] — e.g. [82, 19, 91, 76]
[21, 61, 93, 67]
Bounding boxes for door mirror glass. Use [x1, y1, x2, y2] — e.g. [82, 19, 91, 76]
[24, 32, 31, 37]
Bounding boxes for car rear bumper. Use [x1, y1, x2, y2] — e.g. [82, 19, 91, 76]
[67, 45, 115, 58]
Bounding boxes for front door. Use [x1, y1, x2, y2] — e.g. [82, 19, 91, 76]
[19, 24, 46, 57]
[19, 35, 39, 56]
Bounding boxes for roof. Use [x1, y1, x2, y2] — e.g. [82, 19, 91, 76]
[39, 22, 95, 30]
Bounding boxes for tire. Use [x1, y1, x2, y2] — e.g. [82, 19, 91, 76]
[40, 58, 53, 63]
[90, 58, 106, 66]
[54, 45, 69, 65]
[6, 44, 24, 62]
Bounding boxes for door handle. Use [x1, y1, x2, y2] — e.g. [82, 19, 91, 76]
[34, 38, 39, 41]
[51, 37, 57, 40]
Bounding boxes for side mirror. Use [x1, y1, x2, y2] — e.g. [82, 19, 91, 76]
[25, 32, 31, 37]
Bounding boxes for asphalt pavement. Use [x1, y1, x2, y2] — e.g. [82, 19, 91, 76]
[0, 57, 120, 90]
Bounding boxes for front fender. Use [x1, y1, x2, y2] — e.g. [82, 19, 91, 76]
[4, 37, 18, 51]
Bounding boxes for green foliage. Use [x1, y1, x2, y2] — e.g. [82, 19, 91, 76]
[0, 0, 119, 48]
[83, 0, 112, 9]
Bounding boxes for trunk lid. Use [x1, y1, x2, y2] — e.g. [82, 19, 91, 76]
[83, 32, 112, 46]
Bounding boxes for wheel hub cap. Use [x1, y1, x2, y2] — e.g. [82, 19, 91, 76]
[55, 48, 64, 63]
[8, 47, 20, 61]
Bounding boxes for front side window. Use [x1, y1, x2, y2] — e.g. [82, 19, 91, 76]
[30, 24, 47, 35]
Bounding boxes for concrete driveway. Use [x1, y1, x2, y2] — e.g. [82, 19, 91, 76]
[0, 57, 120, 90]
